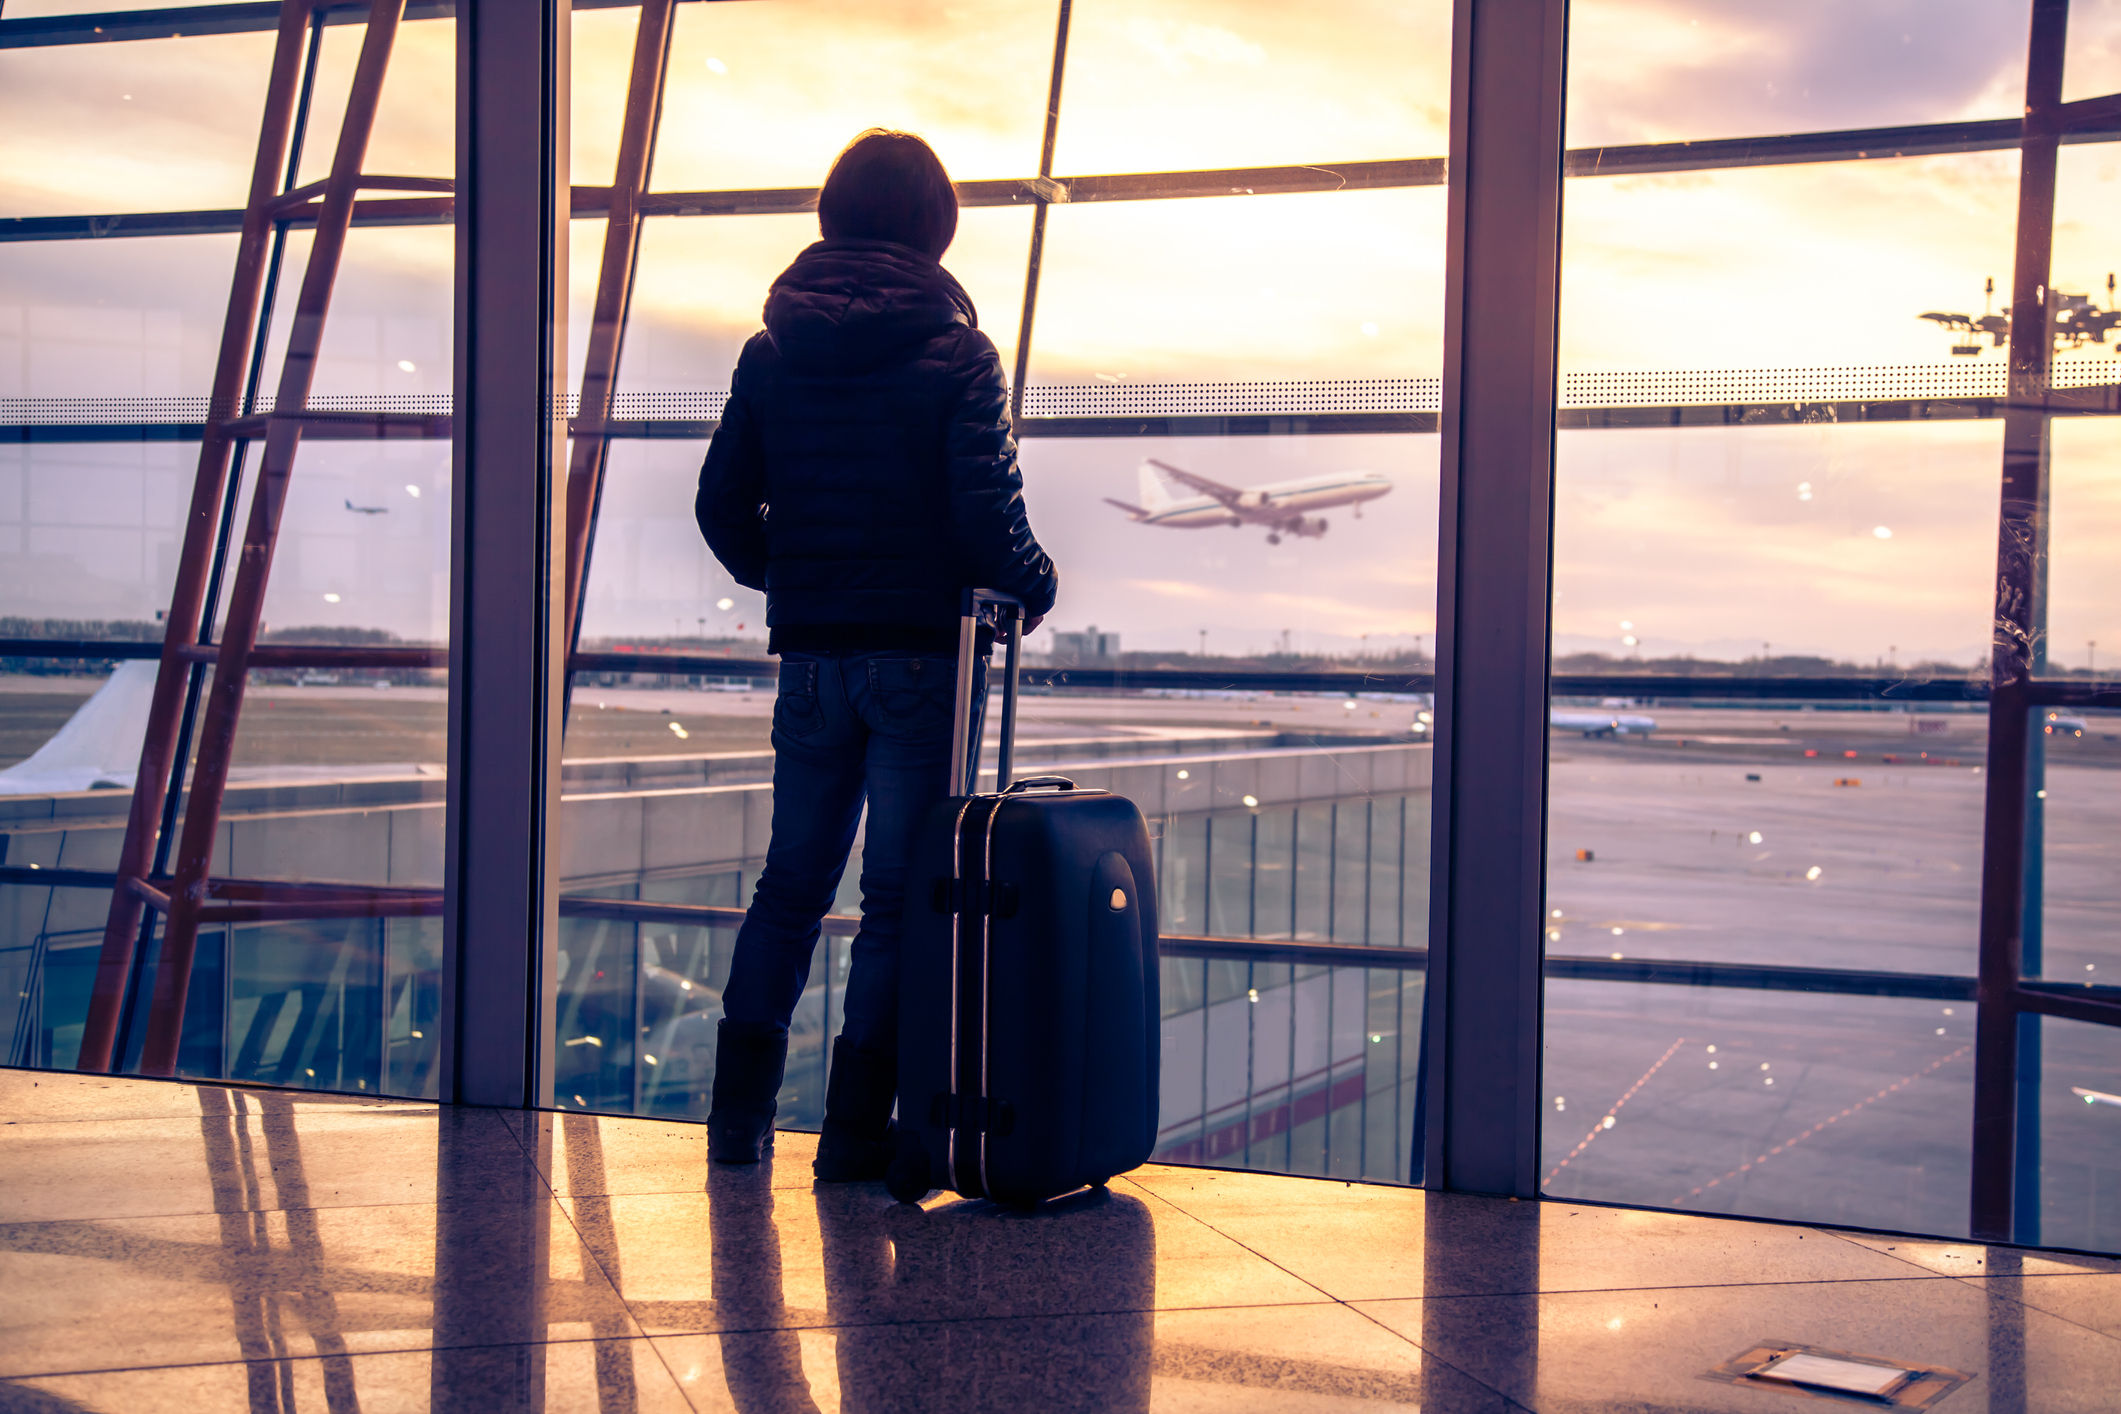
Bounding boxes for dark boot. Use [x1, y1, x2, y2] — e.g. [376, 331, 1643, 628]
[707, 1020, 787, 1164]
[813, 1039, 897, 1182]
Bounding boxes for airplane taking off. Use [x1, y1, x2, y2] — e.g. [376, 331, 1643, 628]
[344, 499, 388, 515]
[1104, 459, 1392, 545]
[1550, 709, 1657, 737]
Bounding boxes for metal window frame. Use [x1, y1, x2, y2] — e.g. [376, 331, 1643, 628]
[1422, 0, 1569, 1198]
[443, 0, 569, 1108]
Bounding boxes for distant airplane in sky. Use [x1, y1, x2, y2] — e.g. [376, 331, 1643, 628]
[1103, 459, 1392, 545]
[1550, 709, 1657, 737]
[344, 499, 388, 515]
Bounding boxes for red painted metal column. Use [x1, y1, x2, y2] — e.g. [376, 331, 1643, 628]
[78, 0, 314, 1073]
[135, 0, 411, 1077]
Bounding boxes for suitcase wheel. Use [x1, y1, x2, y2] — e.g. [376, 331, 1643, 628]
[886, 1131, 933, 1206]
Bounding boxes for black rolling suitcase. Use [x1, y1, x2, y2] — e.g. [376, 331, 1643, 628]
[887, 590, 1161, 1207]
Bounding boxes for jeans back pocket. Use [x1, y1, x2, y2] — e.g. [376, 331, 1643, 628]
[774, 658, 826, 738]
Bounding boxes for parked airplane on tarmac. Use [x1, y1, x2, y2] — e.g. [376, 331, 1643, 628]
[1103, 459, 1393, 545]
[1550, 708, 1658, 737]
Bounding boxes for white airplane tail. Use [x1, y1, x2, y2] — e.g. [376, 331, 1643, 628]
[1138, 460, 1181, 508]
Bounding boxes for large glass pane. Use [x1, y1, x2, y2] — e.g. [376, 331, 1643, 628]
[2033, 706, 2121, 985]
[1, 13, 452, 1101]
[1544, 10, 2035, 1238]
[650, 0, 1055, 192]
[1028, 190, 1444, 384]
[2066, 0, 2121, 102]
[549, 2, 1444, 1194]
[2045, 142, 2121, 676]
[2030, 1014, 2121, 1252]
[292, 17, 453, 188]
[1543, 981, 1974, 1236]
[1050, 0, 1452, 175]
[618, 206, 1034, 398]
[0, 32, 277, 217]
[1566, 0, 2029, 148]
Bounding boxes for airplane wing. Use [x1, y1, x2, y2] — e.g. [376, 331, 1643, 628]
[1145, 458, 1242, 507]
[1103, 497, 1150, 520]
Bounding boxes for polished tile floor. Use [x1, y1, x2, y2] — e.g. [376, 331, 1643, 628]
[4, 1068, 2119, 1412]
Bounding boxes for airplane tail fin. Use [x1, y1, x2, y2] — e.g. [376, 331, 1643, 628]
[1103, 496, 1150, 520]
[1137, 460, 1180, 508]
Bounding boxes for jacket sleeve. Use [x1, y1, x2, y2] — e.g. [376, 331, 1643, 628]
[941, 329, 1060, 617]
[695, 338, 770, 593]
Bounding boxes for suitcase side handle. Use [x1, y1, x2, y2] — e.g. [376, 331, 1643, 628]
[1002, 775, 1076, 794]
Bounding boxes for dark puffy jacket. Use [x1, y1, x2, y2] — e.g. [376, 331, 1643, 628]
[695, 239, 1059, 646]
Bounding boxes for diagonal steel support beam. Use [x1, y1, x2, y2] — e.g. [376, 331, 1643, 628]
[77, 0, 315, 1074]
[134, 0, 410, 1077]
[561, 0, 676, 663]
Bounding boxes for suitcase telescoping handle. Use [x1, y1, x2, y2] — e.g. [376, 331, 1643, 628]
[949, 588, 1024, 796]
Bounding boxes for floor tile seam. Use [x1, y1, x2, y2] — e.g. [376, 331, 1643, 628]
[0, 1331, 672, 1383]
[1114, 1175, 1346, 1306]
[1335, 1272, 1986, 1304]
[631, 1295, 1353, 1341]
[0, 1107, 455, 1131]
[1947, 1273, 2121, 1346]
[543, 1181, 654, 1346]
[1810, 1225, 1995, 1276]
[633, 1303, 703, 1414]
[0, 1190, 568, 1227]
[551, 1188, 817, 1203]
[1336, 1299, 1529, 1411]
[0, 1115, 428, 1129]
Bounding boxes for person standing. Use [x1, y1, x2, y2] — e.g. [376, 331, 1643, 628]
[695, 130, 1059, 1179]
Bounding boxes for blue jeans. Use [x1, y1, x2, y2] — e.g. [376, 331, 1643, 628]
[721, 650, 982, 1054]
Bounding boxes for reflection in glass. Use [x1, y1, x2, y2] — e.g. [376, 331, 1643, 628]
[254, 227, 455, 403]
[0, 235, 244, 398]
[0, 444, 197, 625]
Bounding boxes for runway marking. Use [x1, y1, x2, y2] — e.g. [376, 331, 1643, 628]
[1679, 1043, 1973, 1203]
[1545, 1035, 1690, 1186]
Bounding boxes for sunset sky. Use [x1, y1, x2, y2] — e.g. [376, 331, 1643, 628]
[1, 0, 2116, 662]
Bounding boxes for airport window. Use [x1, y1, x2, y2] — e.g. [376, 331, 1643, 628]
[1, 0, 2115, 1251]
[1541, 0, 2121, 1249]
[531, 0, 1449, 1185]
[1, 2, 456, 1097]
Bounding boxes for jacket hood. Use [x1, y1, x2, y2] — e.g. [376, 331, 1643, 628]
[762, 239, 979, 375]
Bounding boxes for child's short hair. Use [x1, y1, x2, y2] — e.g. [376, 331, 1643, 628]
[818, 130, 959, 259]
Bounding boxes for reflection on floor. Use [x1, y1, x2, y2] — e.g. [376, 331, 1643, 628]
[4, 1069, 2120, 1412]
